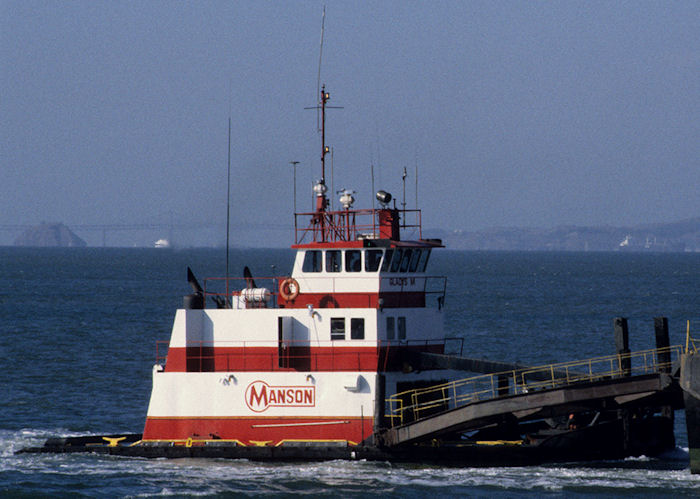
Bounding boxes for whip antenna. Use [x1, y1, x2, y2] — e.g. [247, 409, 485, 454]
[225, 115, 231, 306]
[316, 6, 326, 132]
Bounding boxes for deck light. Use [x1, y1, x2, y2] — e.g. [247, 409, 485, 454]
[376, 190, 392, 207]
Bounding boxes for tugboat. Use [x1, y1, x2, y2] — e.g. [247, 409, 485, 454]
[142, 86, 447, 449]
[19, 85, 683, 465]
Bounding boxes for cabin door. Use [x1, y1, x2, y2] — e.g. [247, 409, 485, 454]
[278, 316, 310, 370]
[278, 316, 293, 368]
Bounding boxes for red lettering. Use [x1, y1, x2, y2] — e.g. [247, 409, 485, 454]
[248, 384, 267, 408]
[245, 382, 315, 412]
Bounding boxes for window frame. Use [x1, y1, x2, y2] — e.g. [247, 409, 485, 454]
[386, 316, 395, 340]
[365, 249, 383, 272]
[302, 250, 322, 272]
[350, 318, 365, 340]
[345, 250, 362, 272]
[397, 316, 406, 340]
[326, 250, 342, 273]
[330, 317, 345, 340]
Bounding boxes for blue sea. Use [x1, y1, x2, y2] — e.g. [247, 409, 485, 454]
[2, 247, 700, 497]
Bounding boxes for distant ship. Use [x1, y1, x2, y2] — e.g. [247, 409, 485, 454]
[154, 239, 171, 248]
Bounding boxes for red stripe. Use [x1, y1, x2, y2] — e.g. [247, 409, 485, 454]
[163, 344, 445, 373]
[279, 291, 425, 308]
[291, 241, 365, 249]
[164, 346, 380, 372]
[142, 416, 373, 445]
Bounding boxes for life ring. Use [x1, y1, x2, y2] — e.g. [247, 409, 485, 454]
[279, 278, 300, 301]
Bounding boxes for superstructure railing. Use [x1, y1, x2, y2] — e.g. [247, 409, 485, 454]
[294, 207, 423, 244]
[199, 275, 447, 309]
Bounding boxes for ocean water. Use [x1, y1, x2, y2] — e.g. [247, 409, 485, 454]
[2, 247, 700, 497]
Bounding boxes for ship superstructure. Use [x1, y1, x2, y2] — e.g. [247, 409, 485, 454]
[142, 87, 447, 447]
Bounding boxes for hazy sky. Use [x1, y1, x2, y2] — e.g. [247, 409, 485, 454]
[1, 1, 698, 246]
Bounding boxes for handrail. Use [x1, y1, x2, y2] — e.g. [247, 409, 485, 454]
[179, 338, 383, 372]
[200, 274, 447, 309]
[294, 207, 423, 244]
[155, 340, 169, 365]
[386, 345, 683, 427]
[686, 320, 698, 354]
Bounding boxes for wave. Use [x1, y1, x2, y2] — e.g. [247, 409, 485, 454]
[3, 430, 699, 497]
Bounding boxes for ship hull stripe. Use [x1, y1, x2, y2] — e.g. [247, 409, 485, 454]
[142, 416, 373, 445]
[278, 291, 425, 308]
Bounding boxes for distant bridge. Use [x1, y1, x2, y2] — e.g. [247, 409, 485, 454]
[0, 223, 290, 246]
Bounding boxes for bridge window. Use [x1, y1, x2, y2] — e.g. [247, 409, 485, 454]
[417, 249, 431, 272]
[409, 249, 422, 272]
[365, 249, 383, 272]
[389, 249, 403, 272]
[331, 318, 345, 340]
[345, 250, 361, 272]
[351, 318, 365, 339]
[398, 317, 406, 340]
[302, 250, 322, 272]
[326, 250, 341, 272]
[386, 317, 395, 340]
[381, 249, 394, 272]
[400, 249, 412, 272]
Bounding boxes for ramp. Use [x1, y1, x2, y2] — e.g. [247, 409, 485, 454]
[380, 346, 682, 447]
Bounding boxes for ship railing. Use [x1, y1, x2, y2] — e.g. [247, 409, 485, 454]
[200, 275, 447, 309]
[156, 340, 169, 366]
[379, 338, 462, 372]
[385, 345, 683, 427]
[178, 339, 384, 372]
[203, 276, 281, 309]
[294, 207, 423, 244]
[685, 320, 699, 354]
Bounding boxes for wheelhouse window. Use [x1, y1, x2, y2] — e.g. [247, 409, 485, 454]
[345, 250, 361, 272]
[399, 249, 412, 272]
[302, 250, 322, 272]
[326, 250, 341, 273]
[381, 249, 394, 272]
[386, 317, 395, 340]
[331, 318, 345, 340]
[365, 249, 383, 272]
[389, 249, 403, 272]
[417, 249, 431, 272]
[409, 249, 422, 272]
[398, 317, 406, 340]
[351, 318, 365, 340]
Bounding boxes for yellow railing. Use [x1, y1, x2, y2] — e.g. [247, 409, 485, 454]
[386, 345, 682, 427]
[686, 320, 698, 354]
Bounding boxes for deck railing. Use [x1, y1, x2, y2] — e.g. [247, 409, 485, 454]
[386, 345, 682, 427]
[155, 338, 455, 373]
[181, 339, 381, 372]
[686, 320, 699, 354]
[200, 275, 447, 309]
[294, 207, 423, 244]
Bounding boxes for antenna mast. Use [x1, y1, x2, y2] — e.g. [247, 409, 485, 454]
[316, 6, 326, 132]
[225, 116, 231, 305]
[402, 166, 407, 211]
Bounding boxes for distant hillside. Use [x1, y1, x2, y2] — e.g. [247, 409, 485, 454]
[426, 218, 700, 252]
[14, 223, 87, 247]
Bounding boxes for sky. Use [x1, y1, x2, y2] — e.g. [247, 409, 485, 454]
[1, 1, 698, 247]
